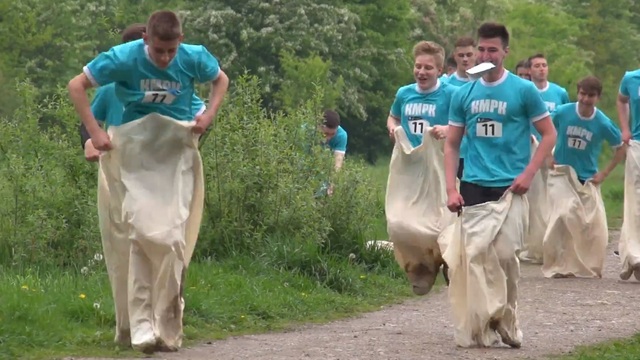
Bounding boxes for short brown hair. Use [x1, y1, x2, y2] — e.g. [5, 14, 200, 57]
[477, 22, 509, 47]
[528, 53, 546, 63]
[146, 10, 182, 41]
[121, 23, 146, 43]
[412, 41, 445, 68]
[577, 76, 602, 96]
[515, 59, 530, 71]
[454, 36, 475, 48]
[323, 110, 341, 129]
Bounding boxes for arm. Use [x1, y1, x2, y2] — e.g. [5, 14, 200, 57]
[598, 145, 626, 181]
[334, 152, 345, 171]
[617, 93, 631, 143]
[68, 73, 102, 142]
[444, 125, 464, 192]
[202, 70, 229, 121]
[529, 116, 557, 175]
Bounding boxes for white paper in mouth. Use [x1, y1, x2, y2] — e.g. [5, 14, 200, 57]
[466, 62, 496, 79]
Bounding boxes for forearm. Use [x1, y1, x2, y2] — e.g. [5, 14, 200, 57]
[526, 128, 556, 175]
[387, 115, 399, 130]
[334, 152, 345, 171]
[601, 146, 627, 177]
[204, 71, 229, 118]
[617, 100, 630, 132]
[444, 138, 461, 192]
[68, 75, 100, 136]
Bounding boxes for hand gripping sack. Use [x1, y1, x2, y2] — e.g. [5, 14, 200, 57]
[385, 126, 456, 295]
[541, 165, 608, 278]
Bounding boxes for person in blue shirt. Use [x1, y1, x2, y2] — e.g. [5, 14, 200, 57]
[444, 37, 477, 87]
[67, 10, 229, 354]
[320, 109, 348, 171]
[441, 36, 477, 178]
[551, 76, 626, 184]
[615, 67, 640, 267]
[387, 40, 456, 147]
[443, 22, 557, 349]
[529, 53, 570, 140]
[79, 24, 208, 161]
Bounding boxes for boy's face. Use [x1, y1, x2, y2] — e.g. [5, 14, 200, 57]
[529, 57, 548, 82]
[144, 34, 183, 69]
[577, 88, 600, 107]
[454, 45, 476, 72]
[516, 66, 531, 80]
[320, 125, 337, 140]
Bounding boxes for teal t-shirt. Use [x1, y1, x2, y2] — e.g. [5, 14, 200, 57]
[84, 39, 219, 124]
[448, 71, 550, 187]
[389, 80, 456, 148]
[552, 103, 623, 181]
[619, 69, 640, 140]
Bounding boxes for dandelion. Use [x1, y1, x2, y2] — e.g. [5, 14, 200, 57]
[21, 285, 28, 291]
[81, 267, 89, 276]
[79, 293, 86, 299]
[240, 315, 245, 319]
[94, 253, 104, 262]
[359, 275, 366, 279]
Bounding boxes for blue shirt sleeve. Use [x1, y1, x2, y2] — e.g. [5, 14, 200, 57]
[448, 89, 465, 127]
[561, 88, 570, 104]
[523, 83, 550, 122]
[390, 88, 402, 118]
[332, 131, 347, 153]
[90, 87, 109, 123]
[194, 46, 221, 83]
[603, 116, 623, 147]
[619, 72, 631, 97]
[84, 45, 131, 87]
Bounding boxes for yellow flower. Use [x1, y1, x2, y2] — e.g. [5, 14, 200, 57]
[21, 285, 28, 290]
[79, 293, 86, 299]
[359, 275, 366, 279]
[240, 315, 245, 319]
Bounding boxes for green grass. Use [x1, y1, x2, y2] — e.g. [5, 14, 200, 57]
[0, 255, 417, 360]
[553, 334, 640, 359]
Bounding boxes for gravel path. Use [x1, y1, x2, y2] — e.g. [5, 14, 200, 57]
[70, 231, 640, 360]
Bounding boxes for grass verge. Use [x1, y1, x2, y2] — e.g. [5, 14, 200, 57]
[0, 254, 421, 360]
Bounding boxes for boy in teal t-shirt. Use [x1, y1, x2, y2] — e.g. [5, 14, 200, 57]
[551, 76, 626, 185]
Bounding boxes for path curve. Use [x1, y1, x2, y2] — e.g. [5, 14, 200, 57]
[73, 231, 640, 360]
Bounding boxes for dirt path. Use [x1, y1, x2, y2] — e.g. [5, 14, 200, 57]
[73, 231, 640, 360]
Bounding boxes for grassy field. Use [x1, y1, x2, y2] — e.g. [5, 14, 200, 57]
[0, 151, 631, 360]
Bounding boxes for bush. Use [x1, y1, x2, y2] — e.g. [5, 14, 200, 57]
[0, 75, 389, 281]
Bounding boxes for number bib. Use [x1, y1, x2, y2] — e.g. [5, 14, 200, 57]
[568, 137, 587, 150]
[409, 119, 429, 135]
[141, 91, 176, 104]
[476, 119, 502, 137]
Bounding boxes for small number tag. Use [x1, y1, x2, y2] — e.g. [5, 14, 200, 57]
[568, 137, 587, 150]
[409, 119, 429, 135]
[476, 119, 502, 137]
[141, 91, 176, 104]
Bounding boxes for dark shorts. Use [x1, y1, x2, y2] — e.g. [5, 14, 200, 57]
[460, 181, 510, 207]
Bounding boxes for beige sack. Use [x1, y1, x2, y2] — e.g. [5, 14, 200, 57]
[519, 137, 548, 264]
[385, 126, 456, 295]
[442, 191, 529, 348]
[541, 165, 608, 278]
[99, 113, 205, 352]
[619, 140, 640, 281]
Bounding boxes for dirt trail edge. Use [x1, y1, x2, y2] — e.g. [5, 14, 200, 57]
[72, 231, 640, 360]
